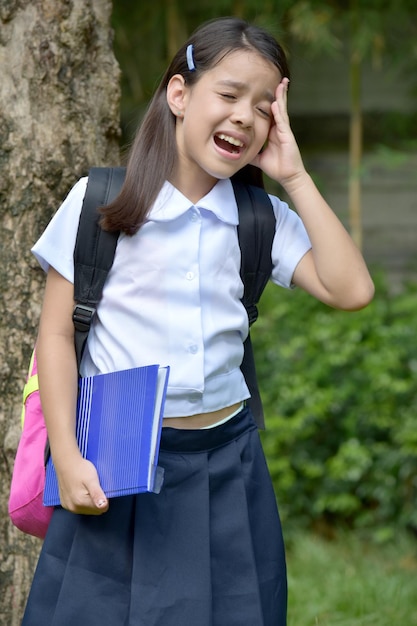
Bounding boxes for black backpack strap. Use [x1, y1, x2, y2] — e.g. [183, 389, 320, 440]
[232, 180, 275, 429]
[73, 167, 125, 366]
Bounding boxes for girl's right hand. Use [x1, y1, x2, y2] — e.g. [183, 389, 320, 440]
[54, 453, 109, 515]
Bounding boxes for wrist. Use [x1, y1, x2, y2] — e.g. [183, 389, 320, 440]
[280, 170, 311, 197]
[50, 439, 82, 469]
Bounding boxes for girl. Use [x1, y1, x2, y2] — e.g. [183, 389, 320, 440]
[22, 16, 374, 626]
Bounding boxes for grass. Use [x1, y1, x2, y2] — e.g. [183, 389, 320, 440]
[286, 531, 417, 626]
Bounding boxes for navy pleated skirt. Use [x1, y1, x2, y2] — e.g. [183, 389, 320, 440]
[22, 406, 287, 625]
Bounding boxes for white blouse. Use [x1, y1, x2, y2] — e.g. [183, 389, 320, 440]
[32, 177, 311, 417]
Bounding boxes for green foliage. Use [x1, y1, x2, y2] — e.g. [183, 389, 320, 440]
[254, 273, 417, 537]
[287, 1, 342, 56]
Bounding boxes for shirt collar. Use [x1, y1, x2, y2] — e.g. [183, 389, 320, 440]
[148, 179, 238, 225]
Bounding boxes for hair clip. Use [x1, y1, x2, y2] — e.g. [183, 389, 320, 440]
[186, 44, 196, 71]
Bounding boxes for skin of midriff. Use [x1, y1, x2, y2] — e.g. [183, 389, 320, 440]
[162, 401, 242, 429]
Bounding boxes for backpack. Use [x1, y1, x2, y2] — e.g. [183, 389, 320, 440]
[8, 167, 275, 538]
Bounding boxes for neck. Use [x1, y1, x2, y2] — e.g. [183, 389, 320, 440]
[169, 166, 219, 204]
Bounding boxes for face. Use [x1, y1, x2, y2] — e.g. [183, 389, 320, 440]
[168, 49, 281, 198]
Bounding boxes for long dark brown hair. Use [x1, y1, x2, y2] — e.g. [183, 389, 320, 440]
[101, 17, 290, 234]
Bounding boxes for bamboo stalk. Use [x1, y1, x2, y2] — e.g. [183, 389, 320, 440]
[348, 0, 363, 250]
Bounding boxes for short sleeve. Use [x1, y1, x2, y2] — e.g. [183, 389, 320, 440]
[268, 194, 312, 288]
[31, 177, 88, 282]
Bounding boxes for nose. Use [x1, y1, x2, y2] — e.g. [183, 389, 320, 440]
[230, 100, 253, 128]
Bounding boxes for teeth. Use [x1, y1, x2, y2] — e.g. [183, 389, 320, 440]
[217, 133, 244, 147]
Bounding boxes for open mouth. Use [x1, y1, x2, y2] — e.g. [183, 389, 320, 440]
[214, 133, 245, 155]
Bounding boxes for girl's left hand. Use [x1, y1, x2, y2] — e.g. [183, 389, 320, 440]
[251, 78, 306, 188]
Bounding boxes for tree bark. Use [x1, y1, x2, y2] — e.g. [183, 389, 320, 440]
[0, 0, 120, 623]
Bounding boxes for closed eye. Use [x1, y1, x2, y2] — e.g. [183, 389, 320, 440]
[257, 105, 272, 119]
[220, 93, 237, 100]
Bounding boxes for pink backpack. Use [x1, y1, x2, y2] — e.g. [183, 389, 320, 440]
[8, 351, 53, 538]
[8, 168, 123, 539]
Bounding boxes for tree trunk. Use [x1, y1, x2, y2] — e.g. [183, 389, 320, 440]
[0, 0, 120, 623]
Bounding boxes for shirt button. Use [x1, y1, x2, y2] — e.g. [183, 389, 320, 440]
[190, 210, 199, 222]
[189, 345, 198, 354]
[186, 271, 195, 280]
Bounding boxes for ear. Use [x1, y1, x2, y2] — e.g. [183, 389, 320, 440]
[166, 74, 188, 117]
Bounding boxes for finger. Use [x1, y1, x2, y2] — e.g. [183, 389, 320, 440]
[61, 487, 109, 515]
[78, 464, 109, 512]
[84, 481, 109, 511]
[282, 77, 290, 91]
[276, 79, 289, 124]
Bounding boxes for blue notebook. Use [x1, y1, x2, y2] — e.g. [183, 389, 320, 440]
[43, 364, 170, 506]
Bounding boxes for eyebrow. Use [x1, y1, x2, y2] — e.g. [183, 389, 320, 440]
[215, 79, 275, 103]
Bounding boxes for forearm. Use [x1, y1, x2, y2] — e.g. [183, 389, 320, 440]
[37, 329, 81, 465]
[255, 78, 374, 309]
[284, 171, 374, 309]
[36, 267, 81, 466]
